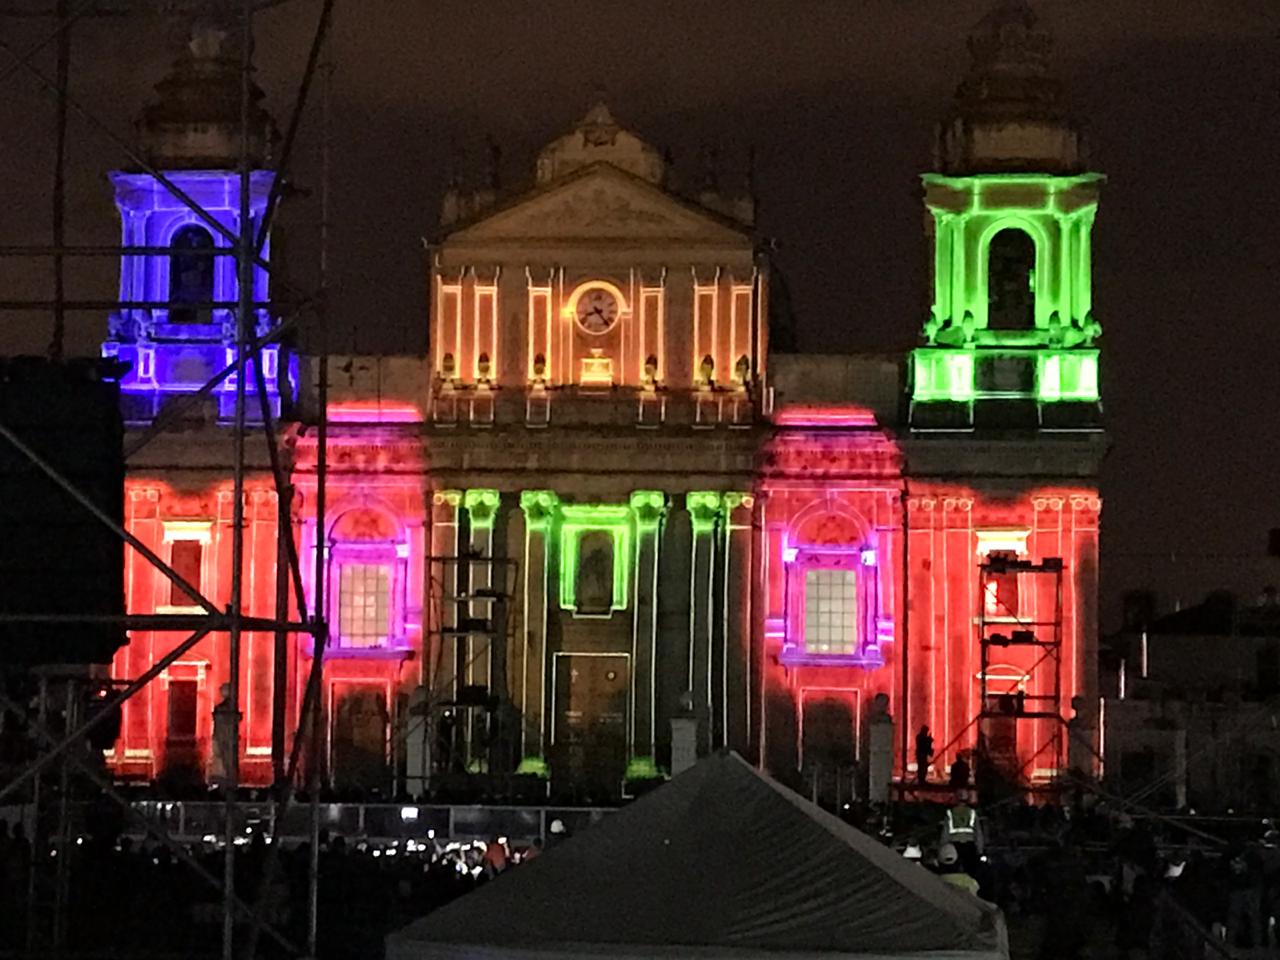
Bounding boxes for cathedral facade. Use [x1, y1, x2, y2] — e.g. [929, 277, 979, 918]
[105, 3, 1104, 801]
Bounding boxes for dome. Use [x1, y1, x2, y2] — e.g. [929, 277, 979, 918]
[936, 1, 1085, 175]
[135, 15, 278, 170]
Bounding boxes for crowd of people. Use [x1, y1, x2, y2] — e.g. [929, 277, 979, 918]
[847, 791, 1280, 958]
[0, 817, 551, 960]
[6, 786, 1280, 959]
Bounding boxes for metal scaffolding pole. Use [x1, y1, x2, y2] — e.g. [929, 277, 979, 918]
[0, 628, 214, 806]
[48, 0, 69, 363]
[0, 421, 217, 613]
[220, 3, 256, 958]
[0, 4, 339, 957]
[308, 30, 334, 955]
[0, 38, 294, 297]
[0, 686, 301, 956]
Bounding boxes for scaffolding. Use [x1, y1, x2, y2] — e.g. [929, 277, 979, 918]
[976, 554, 1067, 792]
[0, 2, 338, 958]
[425, 553, 520, 786]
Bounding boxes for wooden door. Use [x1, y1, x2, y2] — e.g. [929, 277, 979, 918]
[553, 655, 628, 798]
[800, 692, 857, 807]
[331, 685, 389, 793]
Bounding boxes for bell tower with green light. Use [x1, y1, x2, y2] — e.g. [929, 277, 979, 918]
[911, 0, 1103, 430]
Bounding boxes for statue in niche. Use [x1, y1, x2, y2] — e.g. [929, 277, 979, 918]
[575, 530, 615, 614]
[210, 683, 239, 790]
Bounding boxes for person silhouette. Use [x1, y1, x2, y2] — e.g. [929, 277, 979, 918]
[915, 725, 934, 785]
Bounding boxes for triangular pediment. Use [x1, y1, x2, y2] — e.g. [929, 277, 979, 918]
[446, 164, 751, 245]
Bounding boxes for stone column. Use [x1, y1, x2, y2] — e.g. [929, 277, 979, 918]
[517, 490, 558, 774]
[462, 489, 500, 771]
[420, 489, 461, 783]
[628, 491, 667, 776]
[686, 491, 722, 756]
[721, 492, 754, 753]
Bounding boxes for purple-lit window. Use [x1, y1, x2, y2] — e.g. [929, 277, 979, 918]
[168, 224, 215, 324]
[337, 563, 392, 648]
[326, 508, 407, 654]
[783, 545, 879, 666]
[803, 568, 858, 656]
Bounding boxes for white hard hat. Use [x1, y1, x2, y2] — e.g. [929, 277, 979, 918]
[549, 819, 566, 835]
[938, 843, 959, 866]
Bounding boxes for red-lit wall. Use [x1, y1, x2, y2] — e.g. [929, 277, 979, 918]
[904, 487, 1100, 780]
[109, 413, 429, 787]
[110, 477, 289, 786]
[757, 417, 1101, 786]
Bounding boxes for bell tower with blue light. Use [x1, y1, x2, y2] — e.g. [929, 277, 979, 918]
[910, 0, 1103, 431]
[103, 16, 284, 424]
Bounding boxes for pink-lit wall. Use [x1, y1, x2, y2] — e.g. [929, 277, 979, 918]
[291, 407, 427, 780]
[756, 421, 903, 778]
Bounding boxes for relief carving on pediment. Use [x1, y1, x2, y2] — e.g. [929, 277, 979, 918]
[535, 186, 674, 231]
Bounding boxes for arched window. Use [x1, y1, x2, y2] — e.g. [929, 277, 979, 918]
[168, 224, 215, 324]
[781, 509, 877, 664]
[987, 228, 1036, 331]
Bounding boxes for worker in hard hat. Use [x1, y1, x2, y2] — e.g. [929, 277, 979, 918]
[935, 842, 980, 897]
[941, 790, 984, 877]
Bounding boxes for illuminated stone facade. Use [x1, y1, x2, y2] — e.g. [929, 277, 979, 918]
[106, 2, 1103, 799]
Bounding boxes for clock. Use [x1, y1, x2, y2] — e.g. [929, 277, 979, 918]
[575, 286, 620, 335]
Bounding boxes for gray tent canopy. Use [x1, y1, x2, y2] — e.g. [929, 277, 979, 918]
[388, 753, 1008, 960]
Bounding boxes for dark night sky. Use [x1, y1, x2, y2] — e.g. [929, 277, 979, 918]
[0, 0, 1275, 624]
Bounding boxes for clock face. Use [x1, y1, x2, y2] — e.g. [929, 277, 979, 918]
[575, 287, 620, 335]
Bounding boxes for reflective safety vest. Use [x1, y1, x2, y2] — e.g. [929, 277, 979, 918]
[946, 806, 977, 840]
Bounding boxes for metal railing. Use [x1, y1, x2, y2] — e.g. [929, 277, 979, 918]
[123, 800, 614, 845]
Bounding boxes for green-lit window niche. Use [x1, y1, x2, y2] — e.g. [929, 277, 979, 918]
[558, 505, 633, 616]
[913, 349, 975, 403]
[1037, 351, 1099, 402]
[913, 348, 1097, 405]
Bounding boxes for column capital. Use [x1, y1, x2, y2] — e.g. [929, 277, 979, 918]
[686, 491, 722, 533]
[722, 491, 754, 513]
[629, 490, 668, 531]
[462, 488, 500, 530]
[432, 489, 462, 508]
[519, 489, 560, 531]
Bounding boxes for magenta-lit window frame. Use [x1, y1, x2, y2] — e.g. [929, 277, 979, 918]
[326, 539, 410, 657]
[781, 544, 882, 667]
